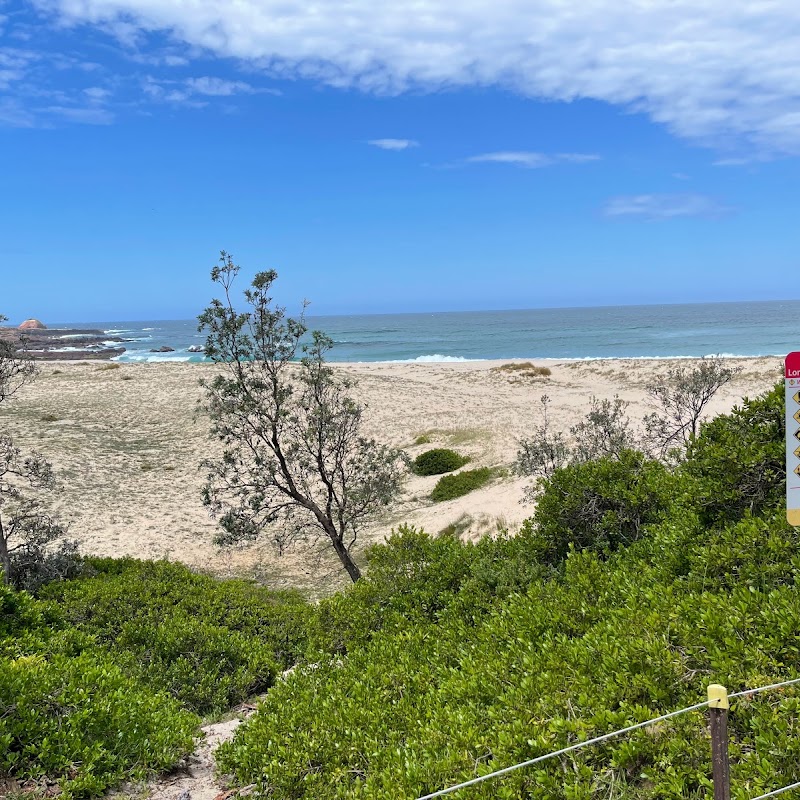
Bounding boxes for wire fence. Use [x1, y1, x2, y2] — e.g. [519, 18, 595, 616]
[415, 676, 800, 800]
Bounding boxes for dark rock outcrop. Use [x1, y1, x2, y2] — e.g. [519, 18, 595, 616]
[0, 327, 125, 361]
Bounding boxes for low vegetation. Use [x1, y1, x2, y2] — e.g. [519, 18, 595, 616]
[1, 559, 312, 795]
[2, 378, 796, 800]
[492, 361, 552, 377]
[430, 466, 494, 501]
[412, 447, 469, 476]
[217, 381, 798, 799]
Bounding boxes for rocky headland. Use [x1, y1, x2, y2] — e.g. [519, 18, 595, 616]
[0, 323, 125, 360]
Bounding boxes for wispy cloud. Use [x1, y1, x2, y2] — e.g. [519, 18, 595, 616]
[34, 0, 800, 154]
[142, 75, 278, 106]
[186, 76, 279, 97]
[368, 138, 419, 151]
[466, 151, 599, 168]
[602, 193, 734, 220]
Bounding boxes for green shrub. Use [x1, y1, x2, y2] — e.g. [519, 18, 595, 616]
[527, 449, 677, 565]
[214, 384, 800, 800]
[0, 583, 197, 797]
[218, 531, 800, 800]
[430, 466, 492, 501]
[0, 651, 196, 797]
[683, 382, 785, 526]
[413, 448, 469, 476]
[43, 559, 312, 715]
[309, 526, 476, 654]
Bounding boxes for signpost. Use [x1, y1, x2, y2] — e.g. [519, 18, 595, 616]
[787, 352, 800, 526]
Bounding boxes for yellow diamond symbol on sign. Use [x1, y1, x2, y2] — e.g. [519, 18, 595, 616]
[795, 410, 800, 424]
[796, 445, 800, 459]
[795, 428, 800, 442]
[795, 391, 800, 404]
[796, 465, 800, 477]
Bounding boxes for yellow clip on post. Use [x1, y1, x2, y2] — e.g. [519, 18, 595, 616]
[707, 684, 729, 710]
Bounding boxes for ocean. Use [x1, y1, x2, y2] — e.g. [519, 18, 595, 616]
[50, 299, 799, 363]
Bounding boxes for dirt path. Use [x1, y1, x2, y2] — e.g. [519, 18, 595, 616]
[134, 706, 257, 800]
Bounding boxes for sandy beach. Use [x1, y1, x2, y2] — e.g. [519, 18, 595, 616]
[0, 356, 782, 595]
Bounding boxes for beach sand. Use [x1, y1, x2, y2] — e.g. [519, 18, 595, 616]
[0, 357, 783, 596]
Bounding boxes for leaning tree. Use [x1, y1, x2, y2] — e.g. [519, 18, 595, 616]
[0, 315, 69, 588]
[199, 253, 406, 582]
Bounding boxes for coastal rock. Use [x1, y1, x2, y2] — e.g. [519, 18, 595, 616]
[150, 345, 175, 353]
[0, 326, 124, 361]
[186, 345, 205, 353]
[19, 318, 47, 330]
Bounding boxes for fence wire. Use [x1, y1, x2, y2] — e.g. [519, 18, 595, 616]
[415, 701, 710, 800]
[750, 781, 800, 800]
[415, 676, 800, 800]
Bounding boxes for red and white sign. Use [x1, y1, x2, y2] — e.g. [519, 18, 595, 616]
[787, 352, 800, 526]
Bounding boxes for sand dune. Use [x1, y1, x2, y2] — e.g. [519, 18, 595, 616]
[0, 357, 782, 595]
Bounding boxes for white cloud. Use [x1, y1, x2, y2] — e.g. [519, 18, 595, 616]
[467, 151, 551, 168]
[31, 0, 800, 155]
[142, 75, 278, 105]
[368, 138, 419, 150]
[186, 76, 264, 96]
[603, 193, 733, 220]
[0, 47, 38, 90]
[466, 151, 599, 168]
[557, 153, 601, 164]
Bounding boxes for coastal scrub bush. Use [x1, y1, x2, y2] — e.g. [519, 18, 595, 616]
[309, 526, 475, 654]
[0, 651, 197, 797]
[492, 362, 552, 377]
[517, 394, 638, 494]
[644, 355, 743, 457]
[430, 467, 493, 501]
[43, 559, 312, 714]
[217, 516, 800, 800]
[214, 382, 800, 800]
[682, 382, 785, 526]
[413, 447, 469, 476]
[525, 450, 676, 565]
[0, 583, 197, 797]
[516, 394, 569, 480]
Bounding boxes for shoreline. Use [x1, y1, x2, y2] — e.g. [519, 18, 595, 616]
[0, 356, 784, 596]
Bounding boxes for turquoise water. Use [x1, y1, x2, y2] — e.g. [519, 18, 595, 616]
[51, 299, 800, 363]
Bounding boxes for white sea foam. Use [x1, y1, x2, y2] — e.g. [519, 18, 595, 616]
[103, 329, 133, 334]
[386, 354, 479, 363]
[45, 346, 99, 353]
[113, 354, 195, 363]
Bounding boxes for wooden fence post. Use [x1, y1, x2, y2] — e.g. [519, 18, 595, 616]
[708, 684, 731, 800]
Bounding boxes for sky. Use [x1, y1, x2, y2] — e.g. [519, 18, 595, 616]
[1, 0, 799, 322]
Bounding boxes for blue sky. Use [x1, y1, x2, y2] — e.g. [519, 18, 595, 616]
[1, 0, 798, 322]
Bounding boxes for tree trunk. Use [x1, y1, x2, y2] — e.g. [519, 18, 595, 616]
[0, 525, 11, 586]
[329, 531, 361, 582]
